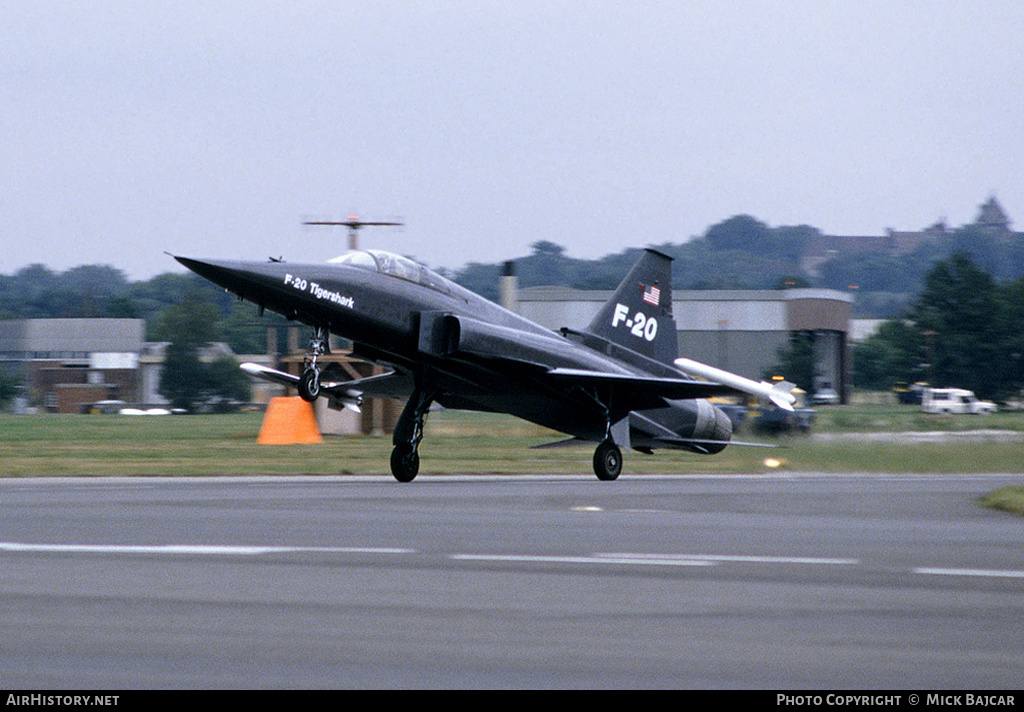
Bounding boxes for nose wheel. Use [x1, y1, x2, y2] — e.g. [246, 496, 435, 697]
[298, 366, 321, 402]
[297, 327, 328, 403]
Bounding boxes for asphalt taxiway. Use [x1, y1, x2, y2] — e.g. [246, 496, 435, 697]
[1, 473, 1022, 688]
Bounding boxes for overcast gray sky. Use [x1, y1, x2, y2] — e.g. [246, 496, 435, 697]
[2, 1, 1022, 279]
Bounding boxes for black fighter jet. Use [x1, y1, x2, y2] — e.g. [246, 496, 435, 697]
[175, 247, 794, 481]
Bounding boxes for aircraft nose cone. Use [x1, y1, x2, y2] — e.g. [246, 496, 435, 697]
[173, 255, 202, 270]
[174, 255, 237, 275]
[174, 255, 221, 277]
[173, 255, 265, 294]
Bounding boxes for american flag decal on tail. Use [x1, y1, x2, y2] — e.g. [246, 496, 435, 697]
[642, 284, 660, 306]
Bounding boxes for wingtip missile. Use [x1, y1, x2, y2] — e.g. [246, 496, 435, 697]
[673, 357, 797, 412]
[767, 388, 797, 412]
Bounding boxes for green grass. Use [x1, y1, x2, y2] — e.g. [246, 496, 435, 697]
[812, 404, 1024, 433]
[0, 405, 1023, 478]
[977, 487, 1024, 515]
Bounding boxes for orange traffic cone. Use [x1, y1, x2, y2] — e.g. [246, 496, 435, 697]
[257, 397, 323, 444]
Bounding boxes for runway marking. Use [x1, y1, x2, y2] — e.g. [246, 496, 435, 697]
[0, 543, 415, 556]
[451, 552, 861, 568]
[597, 553, 861, 566]
[450, 553, 714, 567]
[10, 543, 1017, 579]
[913, 567, 1024, 579]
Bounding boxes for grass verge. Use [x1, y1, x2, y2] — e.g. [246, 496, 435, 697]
[977, 487, 1024, 516]
[1, 405, 1024, 477]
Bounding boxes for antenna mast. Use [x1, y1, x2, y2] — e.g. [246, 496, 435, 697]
[303, 215, 404, 251]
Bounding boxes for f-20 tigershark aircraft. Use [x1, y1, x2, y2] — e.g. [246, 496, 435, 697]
[175, 247, 794, 481]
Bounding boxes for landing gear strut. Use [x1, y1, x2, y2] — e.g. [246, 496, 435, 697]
[390, 386, 437, 482]
[297, 327, 329, 403]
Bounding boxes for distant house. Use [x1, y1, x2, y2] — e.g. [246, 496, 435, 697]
[974, 195, 1012, 233]
[0, 319, 264, 413]
[800, 196, 1013, 277]
[800, 221, 949, 277]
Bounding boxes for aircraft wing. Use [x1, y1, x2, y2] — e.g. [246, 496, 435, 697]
[241, 362, 302, 389]
[321, 369, 414, 399]
[545, 367, 740, 411]
[240, 362, 413, 410]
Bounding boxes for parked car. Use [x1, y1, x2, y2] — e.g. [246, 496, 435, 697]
[921, 388, 997, 415]
[811, 388, 839, 405]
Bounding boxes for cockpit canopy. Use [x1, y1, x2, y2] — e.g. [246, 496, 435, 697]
[329, 250, 451, 294]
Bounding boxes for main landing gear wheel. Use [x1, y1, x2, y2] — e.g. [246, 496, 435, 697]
[390, 384, 436, 483]
[390, 444, 420, 483]
[297, 368, 321, 402]
[593, 440, 622, 481]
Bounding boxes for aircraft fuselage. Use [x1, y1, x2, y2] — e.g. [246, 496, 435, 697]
[177, 248, 739, 480]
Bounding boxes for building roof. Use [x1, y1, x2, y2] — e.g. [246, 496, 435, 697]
[517, 286, 851, 334]
[975, 196, 1011, 231]
[0, 318, 145, 359]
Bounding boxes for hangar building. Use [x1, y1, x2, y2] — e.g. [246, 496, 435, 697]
[0, 318, 146, 412]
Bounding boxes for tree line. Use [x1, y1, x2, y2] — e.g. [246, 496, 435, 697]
[452, 215, 1024, 316]
[0, 263, 273, 353]
[3, 212, 1022, 328]
[853, 253, 1024, 400]
[2, 213, 1023, 405]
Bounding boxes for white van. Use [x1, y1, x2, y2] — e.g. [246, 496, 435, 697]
[921, 388, 997, 415]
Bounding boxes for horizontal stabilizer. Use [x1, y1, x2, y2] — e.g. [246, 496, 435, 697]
[654, 436, 777, 450]
[530, 437, 589, 450]
[546, 367, 738, 411]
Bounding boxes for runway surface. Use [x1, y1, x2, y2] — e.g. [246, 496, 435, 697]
[1, 473, 1023, 689]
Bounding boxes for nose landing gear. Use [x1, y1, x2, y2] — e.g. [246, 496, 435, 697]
[297, 327, 329, 403]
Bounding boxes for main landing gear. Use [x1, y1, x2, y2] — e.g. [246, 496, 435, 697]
[297, 327, 329, 403]
[589, 401, 625, 481]
[390, 386, 437, 482]
[593, 439, 622, 481]
[388, 387, 623, 482]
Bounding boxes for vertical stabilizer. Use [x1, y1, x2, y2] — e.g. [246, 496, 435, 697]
[585, 249, 678, 364]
